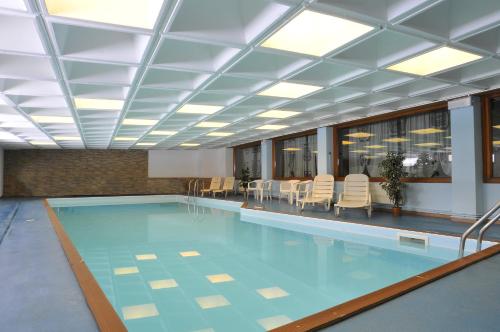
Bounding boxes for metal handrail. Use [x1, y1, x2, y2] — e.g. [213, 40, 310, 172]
[458, 200, 500, 257]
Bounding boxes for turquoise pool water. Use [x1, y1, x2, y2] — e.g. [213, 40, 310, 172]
[56, 202, 456, 331]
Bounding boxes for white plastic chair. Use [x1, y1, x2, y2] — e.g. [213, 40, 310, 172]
[279, 180, 300, 204]
[294, 180, 313, 206]
[298, 174, 334, 211]
[260, 180, 273, 202]
[335, 174, 372, 218]
[246, 180, 263, 201]
[200, 177, 222, 197]
[213, 177, 235, 198]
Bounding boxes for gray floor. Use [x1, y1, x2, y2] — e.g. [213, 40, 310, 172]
[0, 199, 98, 332]
[1, 197, 498, 332]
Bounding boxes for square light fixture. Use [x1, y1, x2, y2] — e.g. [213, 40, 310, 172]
[114, 137, 138, 141]
[179, 143, 200, 147]
[150, 130, 177, 136]
[53, 136, 81, 141]
[345, 132, 374, 138]
[179, 250, 200, 256]
[410, 128, 445, 135]
[257, 110, 300, 119]
[195, 121, 229, 128]
[258, 82, 322, 99]
[29, 140, 58, 146]
[45, 0, 164, 29]
[31, 115, 74, 124]
[261, 10, 373, 57]
[135, 254, 157, 260]
[149, 279, 178, 290]
[342, 140, 355, 145]
[113, 266, 139, 275]
[257, 315, 292, 331]
[123, 118, 158, 126]
[177, 104, 223, 114]
[195, 295, 230, 310]
[414, 142, 441, 147]
[387, 47, 482, 76]
[383, 137, 410, 143]
[121, 303, 159, 320]
[207, 132, 234, 137]
[136, 142, 157, 146]
[206, 274, 234, 284]
[256, 124, 289, 130]
[74, 97, 124, 110]
[256, 287, 289, 299]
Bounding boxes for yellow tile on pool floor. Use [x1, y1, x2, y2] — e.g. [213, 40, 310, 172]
[257, 315, 292, 330]
[113, 266, 139, 275]
[135, 254, 157, 260]
[206, 273, 234, 283]
[122, 303, 159, 320]
[257, 287, 289, 299]
[149, 279, 178, 289]
[179, 251, 200, 257]
[195, 295, 230, 309]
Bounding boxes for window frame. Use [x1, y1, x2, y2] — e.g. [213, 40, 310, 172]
[482, 90, 500, 183]
[232, 140, 262, 179]
[272, 129, 318, 180]
[332, 101, 451, 183]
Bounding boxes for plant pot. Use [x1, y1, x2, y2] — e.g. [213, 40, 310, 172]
[392, 207, 401, 217]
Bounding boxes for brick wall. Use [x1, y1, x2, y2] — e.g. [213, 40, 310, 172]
[3, 150, 199, 197]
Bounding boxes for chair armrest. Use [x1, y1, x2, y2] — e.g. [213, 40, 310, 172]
[338, 193, 344, 201]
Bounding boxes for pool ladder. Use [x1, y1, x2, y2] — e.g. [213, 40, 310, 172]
[458, 200, 500, 257]
[187, 178, 201, 200]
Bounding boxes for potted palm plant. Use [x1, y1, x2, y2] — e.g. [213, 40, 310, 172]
[378, 152, 407, 217]
[240, 167, 250, 189]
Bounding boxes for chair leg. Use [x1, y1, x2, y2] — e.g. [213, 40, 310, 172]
[367, 206, 372, 218]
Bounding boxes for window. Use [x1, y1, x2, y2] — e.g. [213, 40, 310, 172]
[234, 143, 261, 179]
[274, 131, 317, 179]
[483, 92, 500, 182]
[335, 104, 452, 182]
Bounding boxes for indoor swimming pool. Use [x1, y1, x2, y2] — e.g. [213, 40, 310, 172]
[51, 198, 475, 331]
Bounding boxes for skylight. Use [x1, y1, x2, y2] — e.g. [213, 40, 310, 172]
[114, 137, 138, 141]
[256, 124, 289, 130]
[257, 110, 300, 119]
[261, 10, 373, 57]
[31, 116, 74, 124]
[150, 130, 177, 136]
[387, 47, 482, 76]
[177, 104, 223, 115]
[180, 143, 200, 147]
[207, 132, 233, 137]
[44, 0, 164, 29]
[195, 122, 229, 128]
[258, 82, 322, 99]
[136, 142, 156, 146]
[74, 97, 124, 111]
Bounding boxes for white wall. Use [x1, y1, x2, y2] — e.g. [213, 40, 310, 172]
[148, 148, 233, 178]
[483, 184, 500, 212]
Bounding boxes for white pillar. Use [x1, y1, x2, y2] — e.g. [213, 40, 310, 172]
[449, 96, 483, 218]
[261, 139, 273, 180]
[317, 127, 333, 174]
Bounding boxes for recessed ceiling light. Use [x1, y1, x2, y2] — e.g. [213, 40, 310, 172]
[74, 97, 124, 111]
[207, 132, 234, 137]
[261, 10, 373, 57]
[180, 143, 200, 147]
[31, 115, 74, 124]
[30, 140, 58, 145]
[258, 82, 322, 99]
[383, 137, 410, 143]
[414, 142, 441, 147]
[283, 147, 301, 151]
[123, 119, 158, 126]
[44, 0, 164, 29]
[256, 124, 289, 130]
[195, 121, 229, 128]
[387, 47, 482, 76]
[410, 128, 445, 134]
[345, 132, 374, 138]
[257, 110, 300, 119]
[136, 142, 157, 146]
[53, 136, 81, 141]
[114, 137, 138, 141]
[342, 140, 355, 145]
[177, 104, 223, 114]
[366, 145, 386, 149]
[150, 130, 177, 136]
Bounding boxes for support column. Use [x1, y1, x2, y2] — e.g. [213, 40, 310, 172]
[261, 139, 273, 180]
[317, 127, 333, 174]
[449, 96, 483, 218]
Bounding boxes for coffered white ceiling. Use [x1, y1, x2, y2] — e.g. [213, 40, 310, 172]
[0, 0, 500, 149]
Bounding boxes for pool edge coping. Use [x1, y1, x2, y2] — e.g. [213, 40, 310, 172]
[43, 199, 127, 332]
